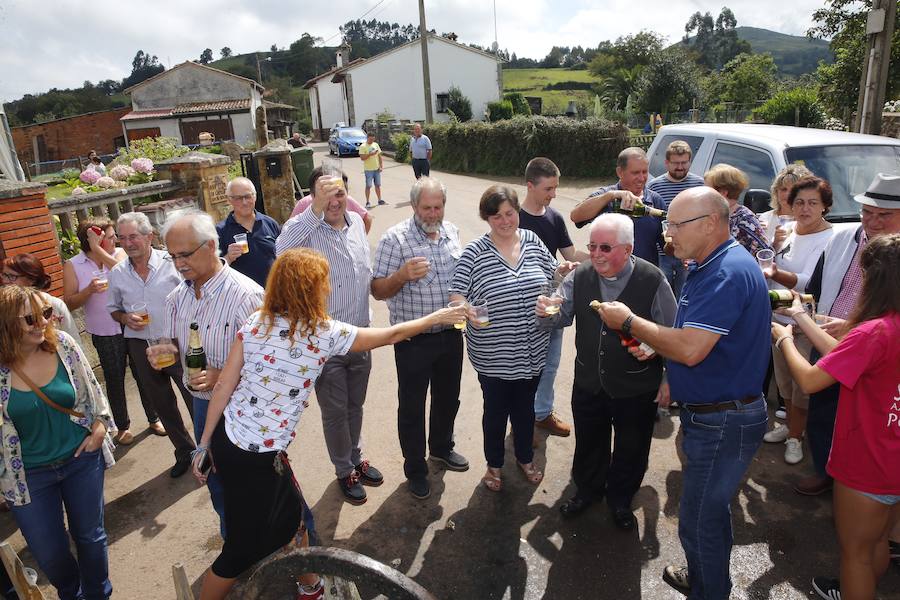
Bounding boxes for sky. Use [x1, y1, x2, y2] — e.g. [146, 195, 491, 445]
[0, 0, 827, 103]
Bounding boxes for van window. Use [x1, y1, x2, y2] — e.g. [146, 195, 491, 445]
[709, 142, 776, 192]
[648, 135, 704, 177]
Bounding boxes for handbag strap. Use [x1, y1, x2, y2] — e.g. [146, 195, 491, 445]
[10, 367, 85, 419]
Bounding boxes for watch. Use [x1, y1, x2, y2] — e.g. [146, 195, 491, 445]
[622, 314, 635, 336]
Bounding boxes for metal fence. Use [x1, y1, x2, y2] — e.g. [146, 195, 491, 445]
[27, 153, 117, 180]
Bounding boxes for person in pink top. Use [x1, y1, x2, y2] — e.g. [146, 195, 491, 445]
[772, 233, 900, 600]
[63, 218, 161, 445]
[290, 169, 373, 234]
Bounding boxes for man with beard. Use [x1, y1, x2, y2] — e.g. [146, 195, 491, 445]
[371, 177, 468, 499]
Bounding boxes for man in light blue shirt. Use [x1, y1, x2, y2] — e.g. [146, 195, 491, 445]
[410, 123, 432, 179]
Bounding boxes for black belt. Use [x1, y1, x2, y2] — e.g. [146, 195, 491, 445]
[682, 396, 758, 414]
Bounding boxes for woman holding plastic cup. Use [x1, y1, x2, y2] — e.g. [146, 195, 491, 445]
[759, 164, 812, 249]
[63, 218, 139, 444]
[449, 185, 576, 492]
[762, 176, 834, 465]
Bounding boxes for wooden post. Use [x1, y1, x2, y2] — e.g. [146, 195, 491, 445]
[418, 0, 433, 123]
[0, 542, 45, 600]
[172, 563, 194, 600]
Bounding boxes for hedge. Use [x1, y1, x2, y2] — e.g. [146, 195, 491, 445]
[424, 116, 629, 178]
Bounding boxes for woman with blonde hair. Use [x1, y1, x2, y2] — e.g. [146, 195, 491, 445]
[760, 164, 813, 249]
[188, 248, 465, 600]
[0, 285, 115, 600]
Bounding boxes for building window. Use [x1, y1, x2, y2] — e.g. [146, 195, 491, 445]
[436, 93, 450, 114]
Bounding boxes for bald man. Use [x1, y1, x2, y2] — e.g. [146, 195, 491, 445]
[216, 177, 281, 287]
[594, 187, 770, 599]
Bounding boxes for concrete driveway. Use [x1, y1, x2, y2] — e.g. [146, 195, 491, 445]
[6, 145, 898, 599]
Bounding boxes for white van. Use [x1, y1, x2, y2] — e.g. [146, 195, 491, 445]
[646, 123, 900, 222]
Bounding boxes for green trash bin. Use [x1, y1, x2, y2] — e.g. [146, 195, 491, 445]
[290, 147, 315, 194]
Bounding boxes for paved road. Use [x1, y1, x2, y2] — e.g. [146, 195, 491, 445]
[6, 146, 899, 599]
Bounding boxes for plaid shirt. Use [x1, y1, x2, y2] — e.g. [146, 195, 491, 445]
[829, 231, 868, 319]
[372, 218, 461, 332]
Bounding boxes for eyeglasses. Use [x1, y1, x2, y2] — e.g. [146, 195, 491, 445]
[21, 306, 53, 327]
[165, 241, 207, 262]
[587, 242, 627, 254]
[1, 271, 20, 283]
[227, 193, 255, 202]
[662, 214, 710, 232]
[860, 207, 896, 222]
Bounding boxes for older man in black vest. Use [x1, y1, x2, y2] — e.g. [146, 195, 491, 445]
[537, 213, 676, 529]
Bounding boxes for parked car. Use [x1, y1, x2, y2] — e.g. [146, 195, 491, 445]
[329, 127, 367, 157]
[646, 123, 900, 222]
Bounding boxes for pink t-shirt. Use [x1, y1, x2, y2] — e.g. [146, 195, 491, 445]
[289, 194, 369, 220]
[818, 312, 900, 494]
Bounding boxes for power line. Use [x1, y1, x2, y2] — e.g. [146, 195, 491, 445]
[320, 0, 390, 46]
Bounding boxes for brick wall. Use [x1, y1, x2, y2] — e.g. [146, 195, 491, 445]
[0, 181, 64, 297]
[11, 107, 131, 164]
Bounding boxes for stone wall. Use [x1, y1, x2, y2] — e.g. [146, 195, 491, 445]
[155, 152, 232, 221]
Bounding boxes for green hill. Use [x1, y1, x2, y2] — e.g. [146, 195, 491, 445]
[679, 26, 832, 76]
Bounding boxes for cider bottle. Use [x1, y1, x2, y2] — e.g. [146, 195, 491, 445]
[186, 322, 207, 385]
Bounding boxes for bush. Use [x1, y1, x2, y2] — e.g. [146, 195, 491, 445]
[392, 132, 411, 163]
[116, 136, 189, 164]
[424, 115, 628, 178]
[487, 99, 514, 122]
[446, 86, 473, 121]
[755, 87, 825, 128]
[503, 93, 532, 116]
[297, 117, 312, 134]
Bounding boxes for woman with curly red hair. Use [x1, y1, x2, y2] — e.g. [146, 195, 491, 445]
[188, 248, 465, 600]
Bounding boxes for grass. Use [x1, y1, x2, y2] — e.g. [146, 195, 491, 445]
[502, 68, 602, 113]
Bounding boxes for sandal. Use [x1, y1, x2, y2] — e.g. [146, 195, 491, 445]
[517, 462, 543, 484]
[482, 467, 502, 492]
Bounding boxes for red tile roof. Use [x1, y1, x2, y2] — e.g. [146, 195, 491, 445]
[120, 108, 174, 121]
[171, 99, 251, 114]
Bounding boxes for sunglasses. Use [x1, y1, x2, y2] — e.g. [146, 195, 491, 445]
[21, 306, 53, 327]
[587, 242, 626, 254]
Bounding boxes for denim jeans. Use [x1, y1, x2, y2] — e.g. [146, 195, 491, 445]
[477, 374, 541, 468]
[678, 396, 767, 600]
[659, 254, 687, 299]
[806, 383, 839, 479]
[10, 449, 111, 600]
[534, 328, 563, 421]
[193, 396, 226, 537]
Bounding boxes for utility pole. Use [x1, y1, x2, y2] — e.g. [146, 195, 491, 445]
[418, 0, 433, 123]
[255, 53, 263, 84]
[856, 0, 897, 134]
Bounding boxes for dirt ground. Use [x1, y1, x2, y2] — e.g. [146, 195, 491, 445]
[5, 147, 899, 599]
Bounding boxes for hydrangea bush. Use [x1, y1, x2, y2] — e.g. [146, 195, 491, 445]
[79, 169, 101, 185]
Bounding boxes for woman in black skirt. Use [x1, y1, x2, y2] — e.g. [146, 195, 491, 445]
[191, 248, 465, 600]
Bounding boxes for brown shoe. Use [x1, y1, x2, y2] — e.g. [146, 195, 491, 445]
[793, 475, 832, 496]
[115, 430, 134, 445]
[535, 413, 571, 437]
[148, 421, 167, 436]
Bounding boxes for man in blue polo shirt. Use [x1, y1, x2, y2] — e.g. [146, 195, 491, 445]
[410, 123, 432, 179]
[570, 147, 666, 266]
[216, 177, 281, 287]
[594, 186, 769, 600]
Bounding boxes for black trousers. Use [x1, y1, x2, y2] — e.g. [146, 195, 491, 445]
[412, 158, 430, 179]
[126, 338, 196, 462]
[807, 382, 840, 478]
[92, 333, 158, 430]
[571, 384, 658, 510]
[394, 329, 463, 479]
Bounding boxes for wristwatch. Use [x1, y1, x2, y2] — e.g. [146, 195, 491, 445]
[622, 314, 635, 336]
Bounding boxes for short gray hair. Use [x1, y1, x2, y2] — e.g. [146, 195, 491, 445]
[160, 209, 218, 245]
[617, 147, 648, 170]
[226, 177, 256, 197]
[117, 211, 153, 235]
[590, 213, 634, 245]
[410, 176, 447, 207]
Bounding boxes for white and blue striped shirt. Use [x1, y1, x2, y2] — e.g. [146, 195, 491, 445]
[646, 172, 705, 209]
[449, 229, 557, 380]
[275, 207, 372, 327]
[166, 261, 264, 400]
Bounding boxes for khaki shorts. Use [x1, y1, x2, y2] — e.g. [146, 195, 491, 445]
[772, 330, 813, 409]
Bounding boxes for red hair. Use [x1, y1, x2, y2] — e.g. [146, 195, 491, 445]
[259, 249, 331, 342]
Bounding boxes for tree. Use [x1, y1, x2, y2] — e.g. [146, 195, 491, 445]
[714, 8, 752, 66]
[447, 85, 473, 121]
[684, 12, 716, 68]
[270, 44, 278, 53]
[588, 31, 666, 79]
[810, 0, 900, 118]
[121, 50, 164, 90]
[684, 7, 751, 70]
[633, 49, 701, 114]
[199, 48, 213, 64]
[719, 53, 777, 105]
[600, 66, 644, 110]
[220, 47, 233, 59]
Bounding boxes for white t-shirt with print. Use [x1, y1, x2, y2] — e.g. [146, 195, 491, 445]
[223, 312, 358, 452]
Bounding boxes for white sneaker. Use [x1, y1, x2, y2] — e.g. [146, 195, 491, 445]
[764, 423, 789, 443]
[775, 407, 787, 420]
[785, 438, 803, 464]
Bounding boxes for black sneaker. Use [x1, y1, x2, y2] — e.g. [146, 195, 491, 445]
[354, 460, 384, 486]
[377, 199, 388, 206]
[169, 459, 191, 478]
[890, 540, 900, 570]
[662, 565, 690, 596]
[338, 472, 367, 505]
[408, 477, 431, 500]
[429, 451, 469, 472]
[812, 576, 840, 600]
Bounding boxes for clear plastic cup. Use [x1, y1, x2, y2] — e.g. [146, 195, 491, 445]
[234, 233, 250, 254]
[471, 299, 489, 327]
[448, 300, 467, 331]
[131, 302, 150, 326]
[321, 157, 345, 191]
[541, 281, 562, 315]
[756, 248, 775, 271]
[92, 269, 108, 292]
[148, 337, 176, 369]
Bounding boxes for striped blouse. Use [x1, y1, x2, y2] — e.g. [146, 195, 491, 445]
[449, 229, 557, 380]
[166, 261, 264, 400]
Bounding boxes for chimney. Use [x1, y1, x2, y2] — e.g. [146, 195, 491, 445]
[336, 42, 351, 68]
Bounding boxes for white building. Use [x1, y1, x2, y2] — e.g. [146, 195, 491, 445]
[305, 35, 503, 138]
[120, 62, 265, 147]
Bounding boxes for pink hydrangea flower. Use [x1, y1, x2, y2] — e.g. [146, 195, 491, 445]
[79, 169, 101, 185]
[109, 165, 135, 181]
[131, 158, 154, 174]
[71, 187, 87, 196]
[96, 176, 115, 189]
